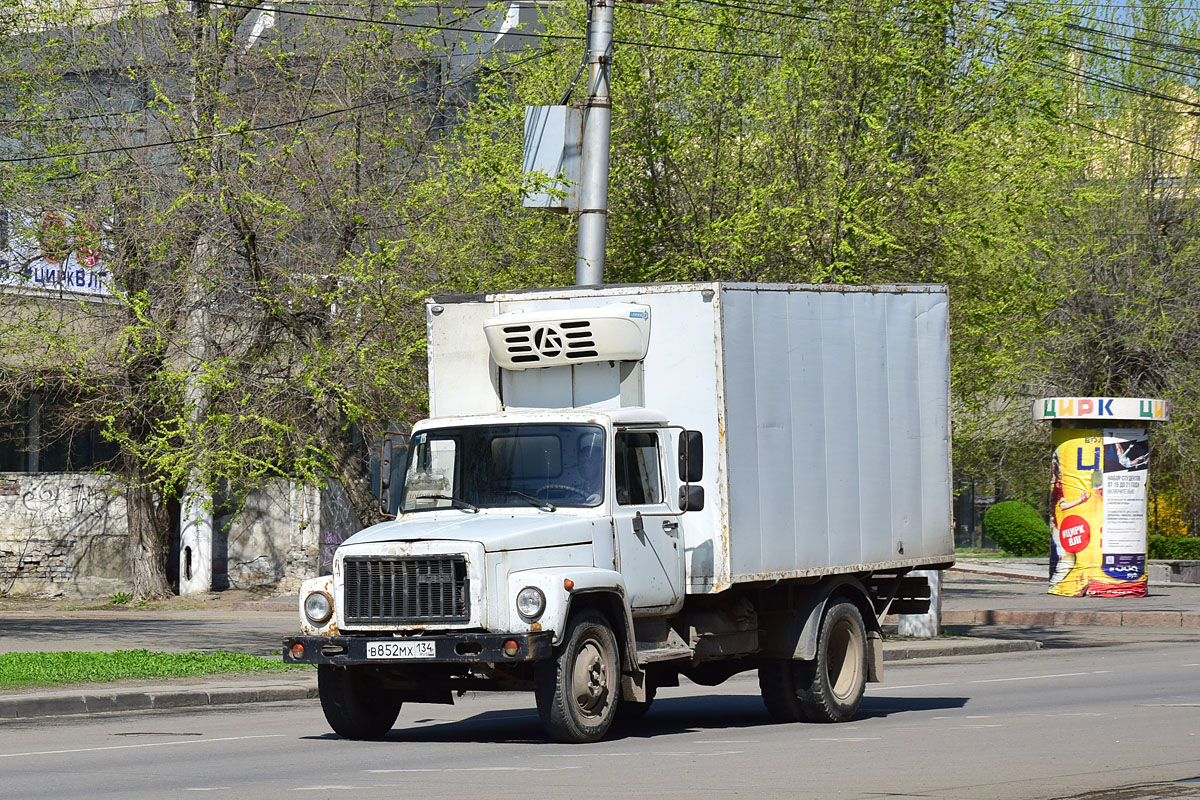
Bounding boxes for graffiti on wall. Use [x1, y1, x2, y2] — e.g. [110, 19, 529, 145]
[319, 482, 361, 575]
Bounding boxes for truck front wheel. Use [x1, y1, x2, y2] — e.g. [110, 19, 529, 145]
[535, 610, 620, 743]
[759, 599, 868, 724]
[318, 665, 402, 740]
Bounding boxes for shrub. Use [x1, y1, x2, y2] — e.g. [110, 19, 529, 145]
[983, 500, 1049, 556]
[1148, 535, 1200, 560]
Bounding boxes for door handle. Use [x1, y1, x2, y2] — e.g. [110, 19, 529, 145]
[662, 520, 679, 533]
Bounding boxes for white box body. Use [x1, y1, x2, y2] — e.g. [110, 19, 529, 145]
[426, 282, 953, 593]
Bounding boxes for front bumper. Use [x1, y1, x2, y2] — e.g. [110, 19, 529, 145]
[283, 631, 555, 666]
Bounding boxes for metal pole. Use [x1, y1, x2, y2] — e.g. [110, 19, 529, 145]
[575, 0, 613, 286]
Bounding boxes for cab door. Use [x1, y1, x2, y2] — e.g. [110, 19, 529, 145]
[612, 429, 684, 613]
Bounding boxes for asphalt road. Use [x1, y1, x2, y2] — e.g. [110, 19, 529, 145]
[1, 640, 1197, 800]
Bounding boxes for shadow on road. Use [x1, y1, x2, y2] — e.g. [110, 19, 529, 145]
[302, 691, 970, 745]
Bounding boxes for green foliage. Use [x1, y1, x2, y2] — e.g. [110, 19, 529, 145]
[108, 592, 132, 605]
[0, 649, 307, 690]
[1148, 535, 1200, 561]
[6, 0, 1200, 592]
[983, 500, 1050, 557]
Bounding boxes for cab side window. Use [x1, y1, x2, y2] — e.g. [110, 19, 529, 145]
[615, 431, 662, 506]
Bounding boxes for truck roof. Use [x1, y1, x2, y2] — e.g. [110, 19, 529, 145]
[415, 407, 669, 429]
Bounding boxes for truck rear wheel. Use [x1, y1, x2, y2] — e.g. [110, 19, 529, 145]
[800, 600, 867, 722]
[535, 610, 620, 743]
[758, 658, 809, 723]
[318, 664, 402, 740]
[758, 599, 868, 724]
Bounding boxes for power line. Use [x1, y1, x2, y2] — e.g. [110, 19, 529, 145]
[1053, 36, 1200, 82]
[1037, 57, 1200, 109]
[0, 47, 556, 164]
[1070, 118, 1200, 165]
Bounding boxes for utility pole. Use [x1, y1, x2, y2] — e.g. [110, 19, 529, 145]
[575, 0, 613, 286]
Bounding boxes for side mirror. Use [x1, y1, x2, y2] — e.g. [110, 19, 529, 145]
[378, 438, 394, 517]
[380, 439, 394, 492]
[678, 484, 705, 512]
[678, 430, 703, 483]
[378, 433, 408, 517]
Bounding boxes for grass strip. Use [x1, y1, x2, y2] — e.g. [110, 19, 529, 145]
[0, 649, 310, 689]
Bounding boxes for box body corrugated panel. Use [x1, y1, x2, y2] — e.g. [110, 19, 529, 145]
[426, 282, 952, 594]
[717, 285, 952, 586]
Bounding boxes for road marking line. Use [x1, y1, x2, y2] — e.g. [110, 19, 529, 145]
[811, 737, 882, 742]
[366, 767, 582, 773]
[0, 734, 284, 759]
[694, 740, 751, 744]
[970, 672, 1090, 684]
[539, 752, 633, 758]
[961, 724, 1004, 728]
[869, 682, 954, 691]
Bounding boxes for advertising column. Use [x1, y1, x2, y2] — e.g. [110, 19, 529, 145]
[1035, 398, 1167, 598]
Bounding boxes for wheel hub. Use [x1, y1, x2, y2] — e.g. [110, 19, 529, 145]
[572, 641, 609, 714]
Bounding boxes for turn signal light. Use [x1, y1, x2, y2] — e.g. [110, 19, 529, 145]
[290, 643, 305, 659]
[502, 639, 520, 657]
[563, 578, 574, 591]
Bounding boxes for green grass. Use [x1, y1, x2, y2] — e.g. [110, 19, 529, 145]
[0, 649, 310, 690]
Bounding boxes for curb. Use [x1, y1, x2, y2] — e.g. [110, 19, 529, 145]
[883, 638, 1041, 661]
[949, 564, 1045, 582]
[942, 609, 1200, 628]
[0, 680, 318, 721]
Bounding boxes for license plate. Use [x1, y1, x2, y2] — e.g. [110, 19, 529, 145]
[366, 640, 436, 660]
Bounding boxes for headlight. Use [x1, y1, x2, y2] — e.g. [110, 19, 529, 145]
[516, 586, 546, 620]
[304, 591, 333, 624]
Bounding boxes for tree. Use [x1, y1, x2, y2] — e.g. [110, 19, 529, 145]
[0, 0, 520, 597]
[1031, 0, 1200, 529]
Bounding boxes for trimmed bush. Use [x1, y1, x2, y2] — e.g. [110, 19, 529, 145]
[1148, 535, 1200, 560]
[983, 500, 1050, 557]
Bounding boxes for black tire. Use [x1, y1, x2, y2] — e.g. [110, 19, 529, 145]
[759, 600, 868, 724]
[799, 600, 868, 723]
[535, 610, 621, 743]
[318, 664, 402, 740]
[758, 657, 808, 723]
[616, 683, 657, 723]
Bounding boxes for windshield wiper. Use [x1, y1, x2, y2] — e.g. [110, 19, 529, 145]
[504, 490, 556, 512]
[415, 494, 479, 513]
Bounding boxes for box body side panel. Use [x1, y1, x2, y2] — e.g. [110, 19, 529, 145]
[722, 286, 952, 581]
[428, 301, 502, 417]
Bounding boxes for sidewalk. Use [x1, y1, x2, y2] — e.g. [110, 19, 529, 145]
[2, 565, 1197, 721]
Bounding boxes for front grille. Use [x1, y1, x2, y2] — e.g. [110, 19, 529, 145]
[342, 556, 469, 624]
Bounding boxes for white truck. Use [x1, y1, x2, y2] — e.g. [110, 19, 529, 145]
[284, 282, 954, 743]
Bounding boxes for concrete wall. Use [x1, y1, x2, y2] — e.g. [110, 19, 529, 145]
[0, 473, 128, 597]
[1, 473, 359, 598]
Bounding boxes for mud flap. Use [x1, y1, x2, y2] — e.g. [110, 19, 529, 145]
[867, 630, 884, 683]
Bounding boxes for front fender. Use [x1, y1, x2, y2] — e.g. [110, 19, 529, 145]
[506, 567, 627, 645]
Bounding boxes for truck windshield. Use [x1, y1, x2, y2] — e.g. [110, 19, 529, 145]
[400, 424, 605, 513]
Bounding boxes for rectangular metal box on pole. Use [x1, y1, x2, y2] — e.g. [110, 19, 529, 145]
[522, 105, 582, 211]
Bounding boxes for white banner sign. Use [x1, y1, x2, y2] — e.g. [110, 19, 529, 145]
[0, 210, 113, 297]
